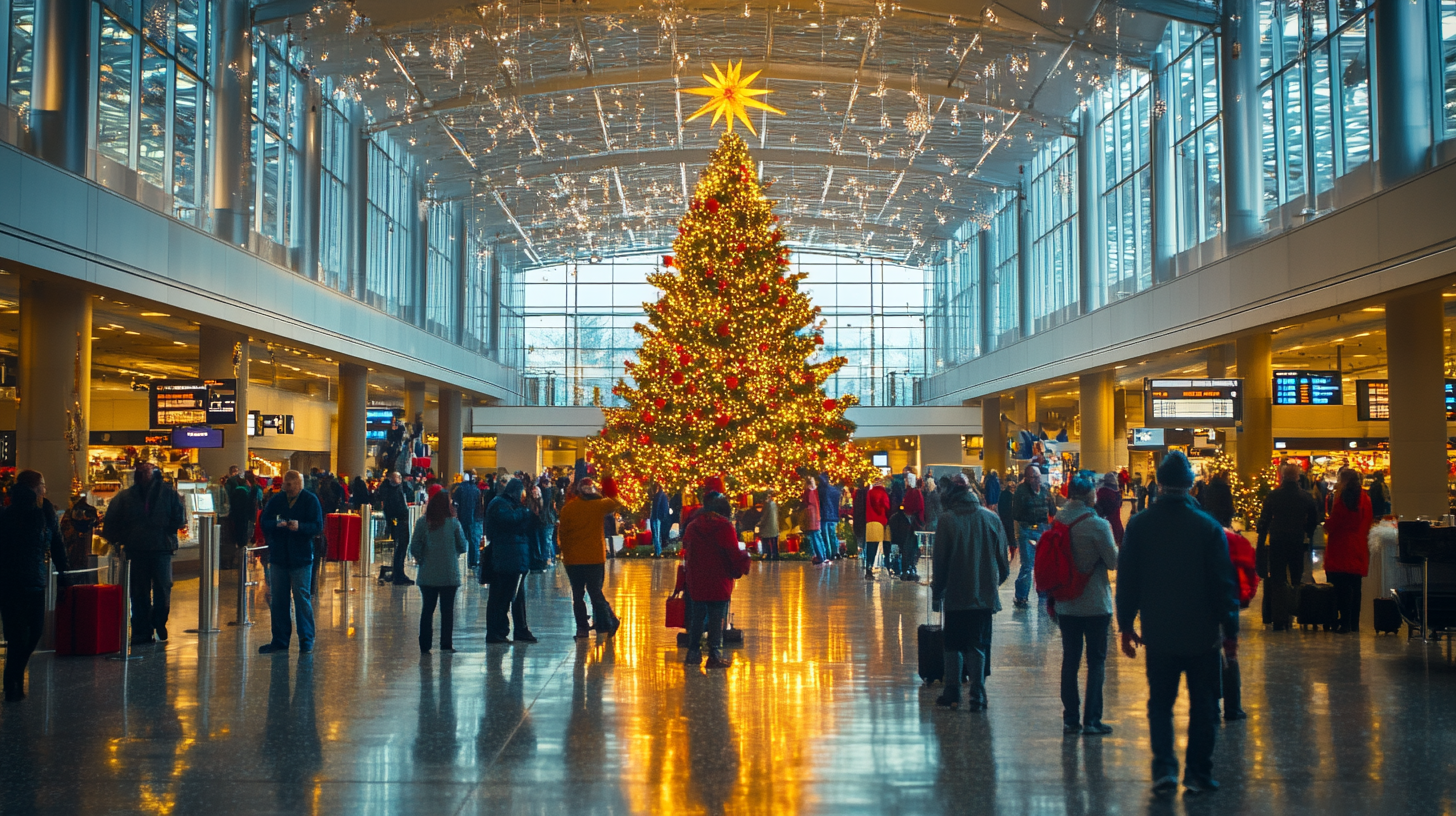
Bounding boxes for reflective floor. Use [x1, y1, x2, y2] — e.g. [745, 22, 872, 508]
[4, 557, 1456, 815]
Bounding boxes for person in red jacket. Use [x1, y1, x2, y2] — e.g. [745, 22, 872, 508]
[1221, 527, 1258, 722]
[863, 476, 892, 579]
[899, 472, 926, 581]
[1323, 468, 1373, 634]
[682, 493, 751, 668]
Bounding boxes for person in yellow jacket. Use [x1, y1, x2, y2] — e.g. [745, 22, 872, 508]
[557, 477, 624, 638]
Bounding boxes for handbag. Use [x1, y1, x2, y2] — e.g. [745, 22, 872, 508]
[476, 542, 494, 584]
[665, 590, 686, 629]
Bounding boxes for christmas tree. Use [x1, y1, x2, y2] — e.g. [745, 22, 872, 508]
[588, 131, 880, 506]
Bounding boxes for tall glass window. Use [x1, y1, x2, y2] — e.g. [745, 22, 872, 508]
[319, 93, 350, 291]
[252, 36, 302, 251]
[987, 193, 1020, 350]
[927, 227, 981, 372]
[4, 0, 35, 116]
[366, 134, 418, 319]
[1164, 24, 1222, 251]
[1094, 68, 1152, 303]
[96, 13, 134, 167]
[1027, 135, 1078, 331]
[136, 45, 168, 188]
[426, 202, 458, 339]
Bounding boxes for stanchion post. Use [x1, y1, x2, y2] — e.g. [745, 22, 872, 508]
[188, 517, 221, 634]
[108, 553, 142, 660]
[229, 546, 260, 627]
[39, 563, 58, 652]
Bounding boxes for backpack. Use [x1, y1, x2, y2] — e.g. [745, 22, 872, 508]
[1033, 514, 1093, 603]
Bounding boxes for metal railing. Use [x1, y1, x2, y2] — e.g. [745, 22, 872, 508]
[107, 553, 143, 661]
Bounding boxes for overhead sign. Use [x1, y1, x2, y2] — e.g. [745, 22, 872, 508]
[1357, 379, 1456, 421]
[1129, 427, 1165, 449]
[367, 407, 398, 441]
[1273, 370, 1343, 406]
[1144, 379, 1242, 427]
[150, 379, 237, 427]
[171, 426, 224, 449]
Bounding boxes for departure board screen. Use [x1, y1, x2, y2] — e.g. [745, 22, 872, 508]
[1355, 379, 1456, 421]
[1144, 379, 1243, 427]
[149, 379, 237, 427]
[1273, 370, 1343, 406]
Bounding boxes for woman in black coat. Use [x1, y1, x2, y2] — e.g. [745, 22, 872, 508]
[0, 470, 68, 701]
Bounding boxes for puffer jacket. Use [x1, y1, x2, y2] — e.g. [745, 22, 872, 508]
[484, 478, 537, 575]
[0, 487, 67, 591]
[1257, 480, 1320, 551]
[102, 477, 186, 554]
[930, 487, 1010, 612]
[682, 511, 751, 602]
[865, 485, 890, 525]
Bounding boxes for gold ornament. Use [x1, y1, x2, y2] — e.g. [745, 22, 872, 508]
[683, 60, 785, 136]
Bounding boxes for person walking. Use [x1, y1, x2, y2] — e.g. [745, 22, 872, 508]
[1051, 475, 1119, 735]
[101, 463, 186, 646]
[758, 490, 780, 560]
[0, 470, 68, 701]
[818, 472, 843, 561]
[930, 474, 1010, 710]
[1116, 452, 1240, 796]
[484, 478, 539, 644]
[257, 471, 323, 654]
[863, 476, 891, 575]
[983, 469, 1002, 512]
[452, 472, 482, 572]
[1323, 468, 1373, 634]
[410, 490, 468, 654]
[1200, 470, 1236, 529]
[348, 475, 370, 510]
[682, 493, 751, 669]
[556, 477, 623, 639]
[649, 482, 672, 558]
[1094, 472, 1125, 545]
[1011, 464, 1054, 609]
[1257, 463, 1320, 631]
[378, 471, 413, 586]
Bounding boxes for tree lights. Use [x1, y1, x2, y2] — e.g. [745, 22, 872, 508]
[587, 131, 880, 507]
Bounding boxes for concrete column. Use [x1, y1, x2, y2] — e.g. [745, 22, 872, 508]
[981, 396, 1007, 476]
[920, 434, 966, 470]
[1386, 292, 1448, 517]
[404, 380, 427, 427]
[1113, 388, 1129, 467]
[436, 388, 465, 481]
[28, 0, 89, 174]
[349, 104, 371, 301]
[18, 278, 90, 495]
[1079, 371, 1116, 473]
[977, 232, 993, 354]
[1220, 0, 1264, 248]
[196, 327, 249, 480]
[414, 170, 429, 327]
[336, 362, 368, 479]
[1207, 344, 1229, 378]
[298, 80, 324, 280]
[453, 205, 468, 346]
[495, 434, 541, 475]
[487, 250, 503, 359]
[1151, 50, 1177, 283]
[1077, 108, 1100, 315]
[1235, 334, 1273, 484]
[1016, 178, 1032, 338]
[1374, 0, 1433, 187]
[1013, 387, 1037, 431]
[210, 0, 253, 245]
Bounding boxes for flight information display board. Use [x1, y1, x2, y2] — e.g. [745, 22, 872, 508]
[1355, 379, 1456, 421]
[1144, 379, 1243, 427]
[149, 379, 237, 427]
[1273, 370, 1343, 406]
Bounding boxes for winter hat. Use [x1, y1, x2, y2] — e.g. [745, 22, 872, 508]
[1156, 451, 1196, 489]
[1102, 471, 1119, 488]
[1068, 474, 1096, 499]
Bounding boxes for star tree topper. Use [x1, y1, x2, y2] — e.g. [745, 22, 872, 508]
[684, 60, 785, 135]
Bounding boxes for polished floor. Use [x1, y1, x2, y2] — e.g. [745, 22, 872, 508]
[3, 556, 1456, 816]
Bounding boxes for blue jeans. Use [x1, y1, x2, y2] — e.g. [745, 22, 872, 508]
[1146, 648, 1222, 784]
[268, 563, 315, 650]
[1015, 522, 1048, 602]
[806, 528, 826, 559]
[650, 518, 664, 556]
[466, 521, 482, 568]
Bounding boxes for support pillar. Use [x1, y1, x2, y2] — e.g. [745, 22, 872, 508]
[349, 103, 371, 300]
[1079, 371, 1116, 473]
[453, 205, 468, 346]
[18, 279, 90, 495]
[1014, 387, 1037, 432]
[29, 0, 89, 174]
[404, 380, 427, 428]
[1374, 0, 1433, 187]
[1207, 344, 1229, 378]
[920, 434, 966, 470]
[210, 0, 253, 244]
[981, 396, 1007, 476]
[196, 327, 248, 480]
[1016, 177, 1032, 339]
[437, 387, 464, 481]
[1235, 335, 1273, 484]
[495, 434, 541, 476]
[977, 232, 993, 354]
[298, 80, 323, 280]
[1386, 292, 1448, 517]
[1151, 50, 1177, 283]
[336, 362, 367, 480]
[1220, 0, 1264, 248]
[1113, 388, 1129, 468]
[1077, 108, 1100, 314]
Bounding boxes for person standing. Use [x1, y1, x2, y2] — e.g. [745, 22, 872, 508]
[452, 471, 482, 572]
[1094, 472, 1125, 545]
[930, 474, 1010, 710]
[410, 490, 468, 654]
[1116, 452, 1240, 795]
[0, 470, 68, 701]
[484, 478, 539, 644]
[1200, 470, 1236, 529]
[556, 477, 623, 639]
[257, 471, 323, 655]
[101, 463, 185, 646]
[649, 482, 671, 558]
[817, 472, 843, 561]
[378, 471, 413, 586]
[1368, 470, 1390, 517]
[758, 490, 780, 560]
[899, 472, 926, 581]
[983, 469, 1002, 512]
[801, 475, 824, 565]
[1010, 465, 1054, 609]
[1323, 468, 1373, 634]
[1051, 475, 1119, 735]
[1222, 526, 1259, 722]
[682, 493, 751, 669]
[61, 492, 99, 585]
[863, 476, 891, 575]
[348, 475, 370, 510]
[229, 473, 258, 568]
[1257, 463, 1320, 631]
[534, 474, 558, 570]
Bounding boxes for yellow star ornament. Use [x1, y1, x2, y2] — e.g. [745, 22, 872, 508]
[683, 60, 785, 136]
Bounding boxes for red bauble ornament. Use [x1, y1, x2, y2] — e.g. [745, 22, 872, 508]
[726, 376, 739, 389]
[777, 295, 787, 307]
[687, 383, 698, 394]
[598, 428, 607, 436]
[704, 267, 714, 278]
[722, 441, 733, 452]
[638, 434, 651, 445]
[735, 242, 747, 253]
[715, 414, 731, 427]
[706, 198, 720, 213]
[671, 371, 685, 385]
[823, 399, 837, 411]
[767, 386, 778, 396]
[718, 280, 727, 291]
[803, 372, 814, 383]
[679, 352, 693, 365]
[654, 398, 666, 409]
[716, 322, 731, 336]
[642, 412, 655, 424]
[663, 255, 674, 267]
[759, 283, 770, 293]
[758, 343, 769, 352]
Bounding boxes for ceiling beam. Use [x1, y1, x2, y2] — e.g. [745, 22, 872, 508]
[1111, 0, 1219, 27]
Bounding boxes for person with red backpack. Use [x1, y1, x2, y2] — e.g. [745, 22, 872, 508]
[1037, 473, 1119, 735]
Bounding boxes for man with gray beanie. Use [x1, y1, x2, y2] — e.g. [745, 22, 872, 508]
[1116, 451, 1240, 796]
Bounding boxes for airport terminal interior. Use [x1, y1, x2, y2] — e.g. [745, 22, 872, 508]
[3, 0, 1456, 811]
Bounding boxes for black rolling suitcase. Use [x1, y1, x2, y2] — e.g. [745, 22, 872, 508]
[1297, 583, 1338, 630]
[1373, 597, 1402, 634]
[917, 620, 945, 684]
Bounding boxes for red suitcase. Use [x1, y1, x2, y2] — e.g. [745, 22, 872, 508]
[55, 584, 123, 656]
[325, 513, 362, 561]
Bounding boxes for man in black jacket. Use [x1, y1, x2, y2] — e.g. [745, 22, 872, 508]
[1257, 462, 1320, 631]
[0, 471, 68, 700]
[102, 463, 186, 646]
[377, 471, 413, 585]
[1116, 452, 1240, 796]
[258, 471, 324, 654]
